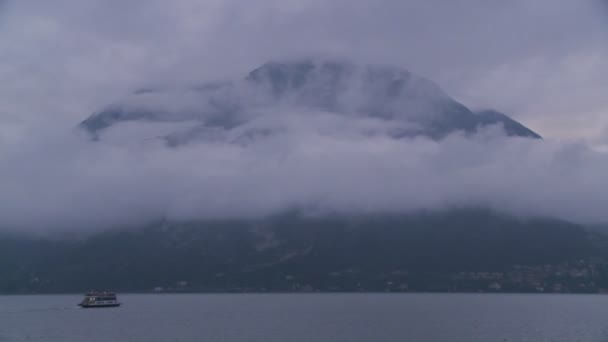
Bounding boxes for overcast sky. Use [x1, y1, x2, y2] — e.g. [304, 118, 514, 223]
[1, 0, 607, 143]
[1, 1, 608, 231]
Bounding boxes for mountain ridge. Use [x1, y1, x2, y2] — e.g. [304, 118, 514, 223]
[80, 59, 541, 143]
[3, 209, 607, 294]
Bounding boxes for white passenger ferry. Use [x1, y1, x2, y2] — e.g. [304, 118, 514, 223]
[78, 291, 121, 308]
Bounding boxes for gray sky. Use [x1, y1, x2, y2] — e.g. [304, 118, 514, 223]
[1, 0, 607, 143]
[1, 0, 608, 231]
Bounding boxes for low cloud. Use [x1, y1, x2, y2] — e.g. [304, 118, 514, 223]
[1, 1, 608, 232]
[1, 105, 607, 231]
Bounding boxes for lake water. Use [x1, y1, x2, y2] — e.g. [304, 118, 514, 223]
[1, 293, 608, 341]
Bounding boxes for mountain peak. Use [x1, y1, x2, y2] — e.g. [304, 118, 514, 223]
[79, 59, 541, 142]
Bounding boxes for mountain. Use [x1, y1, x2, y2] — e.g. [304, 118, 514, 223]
[79, 59, 541, 143]
[474, 109, 541, 139]
[2, 209, 607, 294]
[16, 60, 562, 295]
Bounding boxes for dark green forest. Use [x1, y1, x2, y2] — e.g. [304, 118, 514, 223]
[1, 209, 607, 294]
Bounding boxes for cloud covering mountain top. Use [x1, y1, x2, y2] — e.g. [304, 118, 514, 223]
[2, 0, 606, 147]
[1, 60, 607, 232]
[1, 0, 607, 232]
[81, 60, 540, 145]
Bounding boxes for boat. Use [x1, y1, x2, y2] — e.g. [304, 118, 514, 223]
[78, 291, 121, 308]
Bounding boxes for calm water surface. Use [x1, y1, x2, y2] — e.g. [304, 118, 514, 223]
[1, 293, 608, 341]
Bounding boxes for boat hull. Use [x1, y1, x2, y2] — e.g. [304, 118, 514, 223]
[78, 303, 121, 308]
